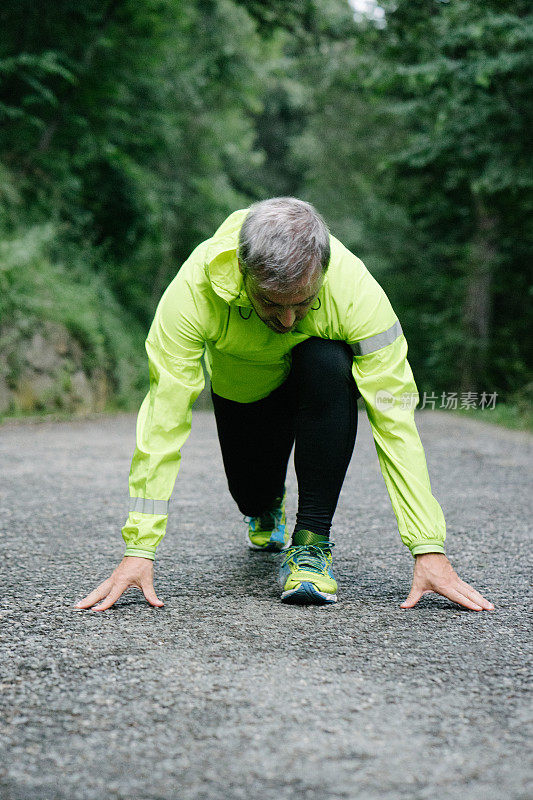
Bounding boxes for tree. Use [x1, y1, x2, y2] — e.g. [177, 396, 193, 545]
[300, 0, 533, 397]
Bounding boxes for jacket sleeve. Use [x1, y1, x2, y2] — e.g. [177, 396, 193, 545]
[121, 270, 206, 560]
[344, 268, 446, 556]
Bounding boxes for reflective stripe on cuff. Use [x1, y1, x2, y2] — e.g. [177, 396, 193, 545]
[124, 547, 156, 561]
[351, 320, 403, 357]
[129, 497, 169, 515]
[410, 542, 446, 556]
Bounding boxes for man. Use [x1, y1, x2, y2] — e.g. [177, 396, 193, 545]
[75, 198, 494, 612]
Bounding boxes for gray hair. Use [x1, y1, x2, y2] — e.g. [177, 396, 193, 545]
[238, 197, 330, 290]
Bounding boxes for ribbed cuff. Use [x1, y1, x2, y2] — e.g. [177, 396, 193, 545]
[410, 542, 446, 557]
[124, 547, 156, 561]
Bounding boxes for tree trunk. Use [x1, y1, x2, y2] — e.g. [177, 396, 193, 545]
[460, 194, 499, 394]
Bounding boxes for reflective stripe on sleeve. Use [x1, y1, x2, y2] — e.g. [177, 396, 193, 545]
[129, 497, 169, 515]
[350, 320, 403, 357]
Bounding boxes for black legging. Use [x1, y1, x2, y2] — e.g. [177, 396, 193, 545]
[211, 338, 360, 538]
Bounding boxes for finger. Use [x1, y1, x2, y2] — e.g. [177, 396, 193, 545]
[74, 579, 112, 609]
[400, 587, 425, 609]
[437, 584, 483, 611]
[457, 578, 495, 610]
[141, 582, 164, 608]
[91, 583, 128, 612]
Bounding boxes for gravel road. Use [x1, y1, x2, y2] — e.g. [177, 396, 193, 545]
[0, 409, 531, 800]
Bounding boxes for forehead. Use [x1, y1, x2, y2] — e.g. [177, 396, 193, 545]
[250, 275, 322, 306]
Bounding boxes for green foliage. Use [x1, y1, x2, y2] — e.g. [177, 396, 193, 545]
[295, 0, 532, 399]
[0, 220, 147, 406]
[0, 0, 530, 424]
[0, 0, 266, 321]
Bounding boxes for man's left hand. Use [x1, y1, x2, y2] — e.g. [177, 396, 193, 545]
[400, 553, 494, 611]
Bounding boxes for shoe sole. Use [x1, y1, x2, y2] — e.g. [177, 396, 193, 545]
[247, 535, 290, 552]
[281, 581, 337, 605]
[248, 541, 290, 552]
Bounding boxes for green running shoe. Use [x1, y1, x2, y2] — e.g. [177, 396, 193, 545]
[245, 491, 290, 552]
[278, 531, 337, 604]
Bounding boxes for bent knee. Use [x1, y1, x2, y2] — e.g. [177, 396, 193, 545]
[291, 338, 357, 390]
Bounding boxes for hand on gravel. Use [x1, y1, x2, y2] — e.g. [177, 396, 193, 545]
[400, 553, 494, 611]
[74, 556, 164, 611]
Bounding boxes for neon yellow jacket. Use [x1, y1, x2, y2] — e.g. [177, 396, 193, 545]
[122, 209, 446, 560]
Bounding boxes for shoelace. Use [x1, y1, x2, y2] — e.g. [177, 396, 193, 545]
[281, 542, 335, 573]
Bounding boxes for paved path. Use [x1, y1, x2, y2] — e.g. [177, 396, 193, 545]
[0, 409, 531, 800]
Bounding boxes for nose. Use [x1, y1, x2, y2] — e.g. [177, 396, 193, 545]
[277, 308, 296, 328]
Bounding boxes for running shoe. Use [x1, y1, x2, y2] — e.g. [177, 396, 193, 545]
[245, 491, 290, 552]
[279, 531, 337, 604]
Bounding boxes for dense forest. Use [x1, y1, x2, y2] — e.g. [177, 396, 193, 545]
[0, 0, 531, 423]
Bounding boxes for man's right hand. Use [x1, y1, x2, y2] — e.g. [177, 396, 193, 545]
[74, 556, 164, 611]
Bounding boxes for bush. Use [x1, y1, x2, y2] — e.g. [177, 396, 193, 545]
[0, 223, 148, 415]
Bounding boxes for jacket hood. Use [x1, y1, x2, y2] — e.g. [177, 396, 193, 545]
[204, 206, 331, 306]
[204, 209, 250, 306]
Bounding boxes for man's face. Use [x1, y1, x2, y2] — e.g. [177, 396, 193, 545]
[241, 267, 323, 334]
